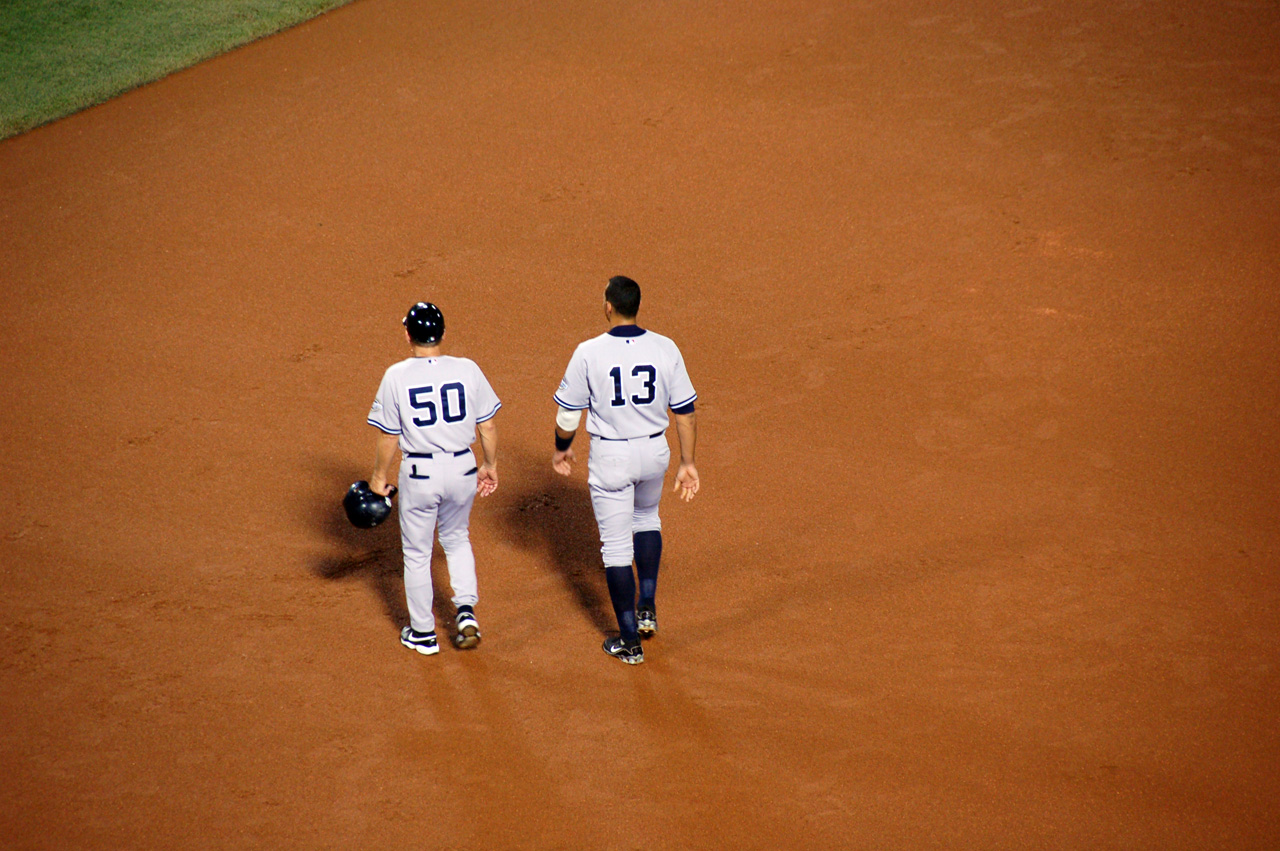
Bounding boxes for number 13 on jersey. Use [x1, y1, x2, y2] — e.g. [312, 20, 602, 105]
[609, 364, 656, 407]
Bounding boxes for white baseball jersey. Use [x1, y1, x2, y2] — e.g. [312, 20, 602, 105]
[368, 356, 501, 453]
[554, 327, 697, 439]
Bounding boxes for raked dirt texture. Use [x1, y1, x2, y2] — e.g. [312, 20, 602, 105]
[1, 1, 1278, 848]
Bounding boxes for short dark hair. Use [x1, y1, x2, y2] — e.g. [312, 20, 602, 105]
[605, 275, 641, 318]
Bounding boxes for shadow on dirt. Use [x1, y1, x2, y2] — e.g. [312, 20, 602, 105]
[308, 450, 613, 636]
[307, 460, 407, 626]
[495, 445, 614, 637]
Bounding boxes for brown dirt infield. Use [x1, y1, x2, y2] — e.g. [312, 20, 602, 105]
[2, 1, 1277, 848]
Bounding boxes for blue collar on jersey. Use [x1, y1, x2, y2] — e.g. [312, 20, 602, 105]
[607, 325, 646, 337]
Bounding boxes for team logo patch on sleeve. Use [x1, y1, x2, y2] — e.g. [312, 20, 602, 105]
[369, 400, 383, 415]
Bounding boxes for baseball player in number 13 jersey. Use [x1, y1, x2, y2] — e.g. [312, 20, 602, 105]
[552, 276, 700, 665]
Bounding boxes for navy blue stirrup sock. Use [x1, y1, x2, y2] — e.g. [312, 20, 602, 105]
[604, 565, 639, 640]
[634, 530, 662, 609]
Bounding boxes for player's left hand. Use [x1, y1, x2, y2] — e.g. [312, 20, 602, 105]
[552, 447, 575, 476]
[477, 464, 498, 497]
[673, 463, 699, 502]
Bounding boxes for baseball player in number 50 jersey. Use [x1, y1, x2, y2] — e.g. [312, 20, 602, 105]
[552, 276, 700, 665]
[367, 302, 501, 656]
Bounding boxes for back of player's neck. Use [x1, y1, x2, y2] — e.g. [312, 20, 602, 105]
[411, 345, 442, 358]
[608, 318, 637, 329]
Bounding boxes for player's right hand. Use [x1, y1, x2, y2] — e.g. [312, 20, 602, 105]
[477, 464, 498, 497]
[552, 447, 575, 476]
[673, 463, 699, 502]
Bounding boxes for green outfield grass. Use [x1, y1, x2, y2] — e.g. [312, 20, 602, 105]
[0, 0, 355, 140]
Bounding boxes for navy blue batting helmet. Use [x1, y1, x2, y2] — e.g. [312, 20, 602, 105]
[343, 481, 396, 528]
[403, 302, 445, 345]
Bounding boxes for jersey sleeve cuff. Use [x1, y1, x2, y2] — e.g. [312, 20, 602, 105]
[476, 402, 502, 423]
[670, 393, 697, 411]
[367, 419, 401, 435]
[553, 394, 589, 410]
[671, 400, 696, 415]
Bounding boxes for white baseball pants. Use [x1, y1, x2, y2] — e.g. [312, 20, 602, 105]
[587, 433, 670, 567]
[397, 450, 479, 633]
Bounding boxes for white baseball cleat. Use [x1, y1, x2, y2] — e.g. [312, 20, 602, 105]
[453, 611, 481, 650]
[400, 626, 440, 656]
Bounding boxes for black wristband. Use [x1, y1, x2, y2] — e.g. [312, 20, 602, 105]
[555, 431, 575, 452]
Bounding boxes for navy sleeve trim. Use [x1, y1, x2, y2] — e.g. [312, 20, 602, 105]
[553, 394, 589, 411]
[476, 402, 502, 423]
[670, 393, 697, 410]
[367, 419, 402, 435]
[671, 401, 696, 415]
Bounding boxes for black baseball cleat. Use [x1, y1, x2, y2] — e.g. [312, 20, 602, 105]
[603, 635, 644, 665]
[636, 607, 657, 639]
[400, 626, 440, 656]
[453, 610, 481, 650]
